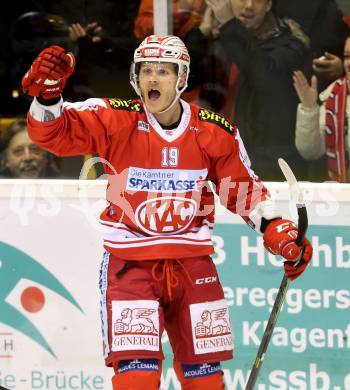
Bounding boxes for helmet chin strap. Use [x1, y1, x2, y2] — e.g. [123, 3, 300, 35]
[156, 91, 181, 114]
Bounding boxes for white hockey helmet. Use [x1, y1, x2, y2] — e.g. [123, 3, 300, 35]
[130, 35, 190, 111]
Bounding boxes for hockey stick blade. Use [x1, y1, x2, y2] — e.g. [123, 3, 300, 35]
[278, 158, 308, 246]
[278, 158, 304, 206]
[245, 159, 308, 390]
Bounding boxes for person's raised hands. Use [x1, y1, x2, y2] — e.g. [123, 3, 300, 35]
[312, 52, 344, 81]
[69, 22, 103, 43]
[205, 0, 234, 27]
[293, 70, 318, 109]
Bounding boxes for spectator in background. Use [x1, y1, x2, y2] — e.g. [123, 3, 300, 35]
[134, 0, 206, 41]
[275, 0, 350, 180]
[69, 21, 103, 43]
[184, 6, 232, 111]
[1, 4, 140, 177]
[344, 13, 350, 28]
[74, 1, 140, 68]
[1, 11, 80, 116]
[67, 16, 138, 74]
[0, 3, 140, 116]
[276, 0, 349, 87]
[0, 2, 140, 178]
[0, 119, 61, 178]
[293, 34, 350, 183]
[206, 0, 310, 180]
[65, 1, 140, 99]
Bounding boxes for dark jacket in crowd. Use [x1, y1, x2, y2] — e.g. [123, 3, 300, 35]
[218, 13, 310, 180]
[276, 0, 349, 59]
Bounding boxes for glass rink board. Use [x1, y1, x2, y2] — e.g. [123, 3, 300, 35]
[0, 180, 349, 390]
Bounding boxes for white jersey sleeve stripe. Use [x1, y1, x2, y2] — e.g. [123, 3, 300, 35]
[29, 97, 64, 121]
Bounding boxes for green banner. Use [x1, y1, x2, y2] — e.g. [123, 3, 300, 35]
[162, 224, 350, 389]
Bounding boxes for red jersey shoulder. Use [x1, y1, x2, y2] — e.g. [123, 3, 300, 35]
[196, 106, 237, 135]
[107, 98, 144, 113]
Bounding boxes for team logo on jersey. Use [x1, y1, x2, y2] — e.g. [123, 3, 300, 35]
[108, 98, 143, 112]
[135, 196, 197, 235]
[115, 308, 158, 335]
[189, 300, 233, 355]
[111, 300, 160, 352]
[126, 167, 208, 193]
[198, 109, 236, 134]
[137, 120, 150, 132]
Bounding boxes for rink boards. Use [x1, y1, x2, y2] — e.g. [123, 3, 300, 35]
[0, 179, 349, 390]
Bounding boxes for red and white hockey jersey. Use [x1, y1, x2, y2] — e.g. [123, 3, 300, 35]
[28, 98, 269, 260]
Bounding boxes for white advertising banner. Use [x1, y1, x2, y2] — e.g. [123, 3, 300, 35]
[0, 180, 349, 390]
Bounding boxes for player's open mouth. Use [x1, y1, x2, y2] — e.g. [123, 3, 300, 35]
[148, 89, 161, 101]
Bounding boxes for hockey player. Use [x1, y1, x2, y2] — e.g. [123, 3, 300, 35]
[22, 35, 313, 390]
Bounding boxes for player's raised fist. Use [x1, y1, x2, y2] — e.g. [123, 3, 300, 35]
[22, 45, 75, 99]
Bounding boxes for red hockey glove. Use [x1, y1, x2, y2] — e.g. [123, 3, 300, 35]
[22, 45, 75, 99]
[263, 219, 313, 280]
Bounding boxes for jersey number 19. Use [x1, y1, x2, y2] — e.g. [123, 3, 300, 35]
[161, 147, 179, 167]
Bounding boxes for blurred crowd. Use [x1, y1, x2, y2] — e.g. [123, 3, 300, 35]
[0, 0, 349, 182]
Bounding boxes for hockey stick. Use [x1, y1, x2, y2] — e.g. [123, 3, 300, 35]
[245, 159, 308, 390]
